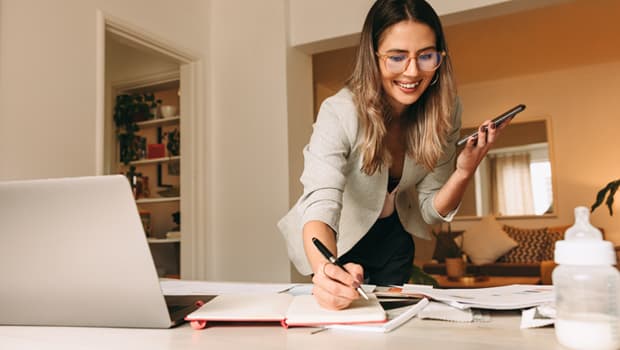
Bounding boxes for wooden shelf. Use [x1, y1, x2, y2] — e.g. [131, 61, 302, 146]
[136, 196, 180, 204]
[136, 116, 180, 128]
[147, 237, 181, 244]
[123, 156, 181, 166]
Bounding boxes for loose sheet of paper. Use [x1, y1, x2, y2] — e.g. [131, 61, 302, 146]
[402, 284, 554, 310]
[324, 298, 429, 333]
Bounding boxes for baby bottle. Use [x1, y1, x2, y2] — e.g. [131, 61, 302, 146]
[553, 206, 620, 349]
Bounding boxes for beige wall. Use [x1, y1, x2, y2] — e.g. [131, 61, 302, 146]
[456, 62, 620, 241]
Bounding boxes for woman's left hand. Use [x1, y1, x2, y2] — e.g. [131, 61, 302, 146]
[456, 118, 511, 177]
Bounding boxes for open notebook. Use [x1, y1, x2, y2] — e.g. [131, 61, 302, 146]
[185, 293, 386, 329]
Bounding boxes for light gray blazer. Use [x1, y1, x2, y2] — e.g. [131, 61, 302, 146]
[278, 88, 462, 275]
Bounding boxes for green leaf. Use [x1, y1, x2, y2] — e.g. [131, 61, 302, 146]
[605, 181, 619, 216]
[410, 265, 438, 287]
[592, 179, 620, 216]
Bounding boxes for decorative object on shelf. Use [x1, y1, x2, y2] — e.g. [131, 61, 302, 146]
[160, 105, 178, 118]
[147, 143, 166, 159]
[166, 231, 180, 239]
[164, 128, 180, 156]
[172, 211, 180, 231]
[118, 134, 147, 164]
[591, 178, 619, 216]
[157, 186, 180, 197]
[114, 93, 161, 164]
[151, 105, 161, 119]
[125, 166, 151, 199]
[125, 165, 141, 198]
[168, 159, 180, 176]
[139, 210, 152, 237]
[136, 175, 151, 199]
[114, 93, 162, 123]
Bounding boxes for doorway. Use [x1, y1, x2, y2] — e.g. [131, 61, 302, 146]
[96, 13, 203, 279]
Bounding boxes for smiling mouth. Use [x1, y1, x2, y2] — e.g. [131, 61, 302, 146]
[396, 81, 420, 89]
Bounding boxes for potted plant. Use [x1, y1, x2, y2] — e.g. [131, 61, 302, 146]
[113, 93, 162, 164]
[591, 179, 619, 216]
[164, 128, 180, 156]
[432, 226, 466, 279]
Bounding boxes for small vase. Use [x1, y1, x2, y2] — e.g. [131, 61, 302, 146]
[445, 257, 466, 279]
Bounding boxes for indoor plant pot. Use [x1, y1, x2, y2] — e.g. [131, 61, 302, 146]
[445, 256, 467, 279]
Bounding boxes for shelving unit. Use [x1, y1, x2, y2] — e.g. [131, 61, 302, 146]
[111, 77, 182, 279]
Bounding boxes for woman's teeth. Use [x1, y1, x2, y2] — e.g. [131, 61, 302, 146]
[397, 81, 420, 89]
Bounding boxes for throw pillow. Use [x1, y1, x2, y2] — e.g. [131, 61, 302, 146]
[542, 230, 564, 261]
[460, 216, 519, 265]
[499, 225, 549, 263]
[432, 231, 464, 263]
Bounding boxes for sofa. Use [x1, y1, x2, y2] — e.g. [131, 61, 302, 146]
[421, 220, 574, 285]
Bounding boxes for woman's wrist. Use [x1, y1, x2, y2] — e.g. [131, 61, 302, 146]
[452, 167, 473, 183]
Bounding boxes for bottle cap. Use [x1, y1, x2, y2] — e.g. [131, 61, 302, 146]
[554, 239, 617, 265]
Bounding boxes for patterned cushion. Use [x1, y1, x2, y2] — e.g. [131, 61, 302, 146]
[498, 225, 549, 263]
[542, 230, 564, 261]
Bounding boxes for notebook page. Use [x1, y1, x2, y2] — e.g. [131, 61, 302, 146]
[186, 293, 293, 322]
[284, 294, 386, 326]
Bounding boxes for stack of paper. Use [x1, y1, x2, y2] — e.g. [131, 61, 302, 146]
[401, 284, 554, 310]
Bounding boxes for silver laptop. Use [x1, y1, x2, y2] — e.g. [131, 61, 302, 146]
[0, 175, 209, 328]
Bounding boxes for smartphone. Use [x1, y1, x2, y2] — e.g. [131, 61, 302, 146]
[456, 104, 526, 147]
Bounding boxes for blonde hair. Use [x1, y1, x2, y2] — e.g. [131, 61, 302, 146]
[346, 0, 457, 175]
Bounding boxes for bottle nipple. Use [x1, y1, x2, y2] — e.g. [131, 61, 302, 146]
[564, 206, 602, 240]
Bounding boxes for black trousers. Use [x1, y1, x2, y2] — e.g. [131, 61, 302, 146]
[339, 211, 415, 286]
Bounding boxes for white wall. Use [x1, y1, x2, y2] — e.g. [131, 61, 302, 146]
[0, 0, 209, 180]
[207, 1, 291, 282]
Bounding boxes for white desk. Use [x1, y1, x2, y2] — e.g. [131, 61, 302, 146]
[0, 311, 563, 350]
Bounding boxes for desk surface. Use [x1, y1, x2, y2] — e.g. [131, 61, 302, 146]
[0, 311, 564, 350]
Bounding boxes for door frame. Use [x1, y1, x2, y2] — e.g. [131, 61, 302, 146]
[95, 10, 208, 280]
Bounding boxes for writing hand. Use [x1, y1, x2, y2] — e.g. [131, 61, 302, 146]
[312, 261, 364, 310]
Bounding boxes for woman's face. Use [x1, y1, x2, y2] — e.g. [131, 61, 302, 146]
[377, 20, 438, 115]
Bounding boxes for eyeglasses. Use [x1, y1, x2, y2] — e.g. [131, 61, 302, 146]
[376, 50, 446, 74]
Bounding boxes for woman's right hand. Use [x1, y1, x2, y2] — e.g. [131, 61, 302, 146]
[311, 261, 364, 310]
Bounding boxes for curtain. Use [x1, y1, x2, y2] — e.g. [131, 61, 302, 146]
[491, 153, 535, 216]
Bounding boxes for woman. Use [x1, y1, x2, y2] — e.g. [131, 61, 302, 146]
[278, 0, 505, 310]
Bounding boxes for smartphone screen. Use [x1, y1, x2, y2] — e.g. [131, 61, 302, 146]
[456, 104, 526, 147]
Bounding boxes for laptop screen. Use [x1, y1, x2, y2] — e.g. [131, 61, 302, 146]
[0, 175, 175, 328]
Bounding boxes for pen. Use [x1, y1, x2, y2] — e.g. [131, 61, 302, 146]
[311, 237, 369, 300]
